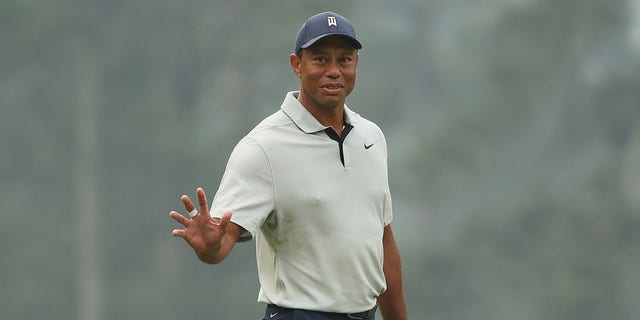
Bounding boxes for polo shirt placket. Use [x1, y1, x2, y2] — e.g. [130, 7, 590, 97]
[324, 124, 353, 167]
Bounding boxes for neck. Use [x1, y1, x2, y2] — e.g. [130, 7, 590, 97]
[313, 106, 345, 134]
[296, 92, 346, 134]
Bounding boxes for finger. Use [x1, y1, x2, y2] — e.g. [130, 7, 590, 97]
[196, 187, 210, 216]
[181, 194, 196, 214]
[169, 211, 189, 227]
[171, 229, 186, 238]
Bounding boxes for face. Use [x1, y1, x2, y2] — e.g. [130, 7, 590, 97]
[290, 36, 359, 111]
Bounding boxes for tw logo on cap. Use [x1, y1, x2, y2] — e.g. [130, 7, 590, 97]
[327, 16, 337, 27]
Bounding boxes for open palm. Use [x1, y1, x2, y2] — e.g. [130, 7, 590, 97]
[169, 188, 233, 260]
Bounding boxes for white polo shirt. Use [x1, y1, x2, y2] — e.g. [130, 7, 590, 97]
[211, 91, 393, 313]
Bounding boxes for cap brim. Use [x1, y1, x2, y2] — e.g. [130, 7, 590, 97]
[300, 33, 362, 50]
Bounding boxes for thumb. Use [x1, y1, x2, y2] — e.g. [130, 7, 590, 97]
[217, 210, 234, 230]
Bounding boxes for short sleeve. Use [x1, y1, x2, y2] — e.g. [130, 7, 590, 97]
[210, 137, 275, 241]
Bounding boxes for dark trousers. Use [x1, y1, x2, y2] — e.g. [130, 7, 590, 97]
[261, 304, 376, 320]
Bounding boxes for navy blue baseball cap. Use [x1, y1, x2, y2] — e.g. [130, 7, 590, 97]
[294, 12, 362, 53]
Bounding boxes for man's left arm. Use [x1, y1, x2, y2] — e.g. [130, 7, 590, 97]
[377, 225, 408, 320]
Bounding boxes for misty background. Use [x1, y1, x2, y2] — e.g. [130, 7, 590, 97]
[2, 0, 640, 319]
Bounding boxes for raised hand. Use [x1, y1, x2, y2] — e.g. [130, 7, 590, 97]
[169, 187, 235, 264]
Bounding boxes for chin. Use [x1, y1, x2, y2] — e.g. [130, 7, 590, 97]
[319, 99, 343, 109]
[322, 95, 345, 105]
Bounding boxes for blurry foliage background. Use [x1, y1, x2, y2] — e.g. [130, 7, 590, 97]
[2, 0, 640, 319]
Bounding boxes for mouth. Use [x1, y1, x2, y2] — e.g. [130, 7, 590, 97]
[320, 84, 343, 94]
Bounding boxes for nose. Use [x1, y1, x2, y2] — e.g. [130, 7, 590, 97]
[326, 60, 341, 79]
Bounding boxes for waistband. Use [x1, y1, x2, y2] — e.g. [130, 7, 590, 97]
[265, 304, 377, 320]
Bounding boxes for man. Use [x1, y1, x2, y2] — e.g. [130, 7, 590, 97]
[169, 11, 407, 320]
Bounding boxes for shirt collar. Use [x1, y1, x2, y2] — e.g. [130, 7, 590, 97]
[281, 91, 359, 134]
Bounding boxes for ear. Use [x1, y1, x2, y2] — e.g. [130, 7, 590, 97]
[290, 53, 302, 78]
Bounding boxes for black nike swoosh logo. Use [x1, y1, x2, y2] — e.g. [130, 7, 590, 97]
[364, 143, 375, 149]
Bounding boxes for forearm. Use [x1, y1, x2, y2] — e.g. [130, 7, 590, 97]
[378, 226, 407, 320]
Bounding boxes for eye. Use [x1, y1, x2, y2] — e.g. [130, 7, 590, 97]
[314, 56, 327, 62]
[340, 56, 354, 63]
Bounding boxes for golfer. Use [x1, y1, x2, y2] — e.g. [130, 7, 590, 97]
[170, 11, 407, 320]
